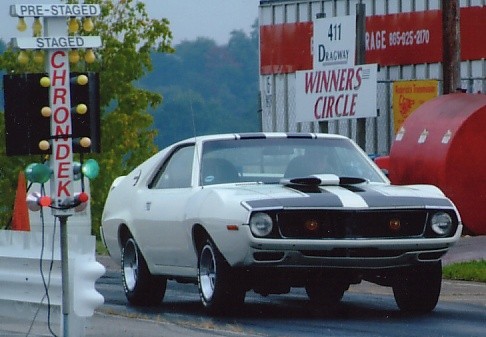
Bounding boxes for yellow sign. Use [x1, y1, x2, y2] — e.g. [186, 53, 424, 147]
[392, 80, 438, 133]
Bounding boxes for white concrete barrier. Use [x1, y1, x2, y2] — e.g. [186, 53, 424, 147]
[0, 230, 105, 336]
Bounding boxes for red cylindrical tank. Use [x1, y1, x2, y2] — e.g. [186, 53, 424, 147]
[389, 93, 486, 235]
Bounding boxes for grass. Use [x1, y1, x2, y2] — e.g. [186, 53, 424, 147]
[96, 239, 109, 256]
[443, 260, 486, 283]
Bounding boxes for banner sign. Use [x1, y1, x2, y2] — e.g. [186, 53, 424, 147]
[295, 64, 377, 122]
[260, 6, 486, 74]
[392, 80, 438, 134]
[260, 22, 312, 74]
[313, 15, 356, 69]
[365, 10, 441, 65]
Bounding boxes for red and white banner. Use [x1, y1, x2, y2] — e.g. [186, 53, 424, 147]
[260, 6, 486, 74]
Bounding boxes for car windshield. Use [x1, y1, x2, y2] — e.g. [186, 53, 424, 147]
[199, 137, 386, 186]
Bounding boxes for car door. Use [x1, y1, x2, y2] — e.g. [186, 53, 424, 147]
[137, 144, 199, 275]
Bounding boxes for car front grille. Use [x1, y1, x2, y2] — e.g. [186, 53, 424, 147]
[277, 209, 427, 239]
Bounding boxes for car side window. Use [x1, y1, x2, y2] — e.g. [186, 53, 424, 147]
[150, 145, 195, 189]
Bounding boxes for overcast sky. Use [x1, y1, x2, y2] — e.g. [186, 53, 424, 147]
[1, 0, 259, 45]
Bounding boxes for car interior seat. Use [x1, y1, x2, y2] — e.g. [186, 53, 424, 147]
[201, 158, 239, 185]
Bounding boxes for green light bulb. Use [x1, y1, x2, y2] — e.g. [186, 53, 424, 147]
[25, 163, 51, 183]
[82, 159, 99, 180]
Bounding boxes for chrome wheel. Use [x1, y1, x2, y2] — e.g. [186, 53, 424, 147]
[122, 238, 138, 292]
[121, 235, 167, 306]
[197, 238, 246, 313]
[199, 243, 217, 302]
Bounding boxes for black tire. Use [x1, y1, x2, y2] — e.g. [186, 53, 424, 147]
[392, 261, 442, 313]
[305, 278, 348, 306]
[197, 239, 245, 314]
[121, 237, 167, 306]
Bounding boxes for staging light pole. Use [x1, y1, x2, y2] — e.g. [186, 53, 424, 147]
[9, 3, 102, 336]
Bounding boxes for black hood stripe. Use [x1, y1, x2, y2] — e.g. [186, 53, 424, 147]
[344, 185, 454, 208]
[245, 187, 343, 209]
[244, 184, 454, 210]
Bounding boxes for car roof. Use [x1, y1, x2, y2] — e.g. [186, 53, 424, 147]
[174, 132, 349, 146]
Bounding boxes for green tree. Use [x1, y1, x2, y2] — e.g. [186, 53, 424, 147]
[0, 0, 173, 236]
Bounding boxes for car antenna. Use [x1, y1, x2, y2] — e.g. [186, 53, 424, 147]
[189, 95, 202, 168]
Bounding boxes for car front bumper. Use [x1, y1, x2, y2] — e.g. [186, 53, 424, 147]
[240, 224, 463, 269]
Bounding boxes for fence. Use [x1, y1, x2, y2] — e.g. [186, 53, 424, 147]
[260, 76, 486, 155]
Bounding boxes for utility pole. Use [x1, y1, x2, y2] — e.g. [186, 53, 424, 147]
[355, 1, 367, 150]
[442, 0, 461, 94]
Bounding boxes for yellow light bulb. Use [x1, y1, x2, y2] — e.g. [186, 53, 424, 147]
[83, 17, 94, 32]
[33, 17, 42, 36]
[76, 104, 88, 115]
[33, 50, 44, 64]
[76, 74, 88, 85]
[17, 50, 29, 65]
[41, 106, 52, 117]
[84, 49, 96, 63]
[69, 49, 80, 63]
[68, 17, 79, 33]
[40, 76, 51, 87]
[38, 140, 50, 151]
[17, 17, 27, 32]
[80, 137, 91, 148]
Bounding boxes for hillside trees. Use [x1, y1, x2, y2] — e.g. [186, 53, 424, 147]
[141, 20, 260, 147]
[0, 0, 173, 235]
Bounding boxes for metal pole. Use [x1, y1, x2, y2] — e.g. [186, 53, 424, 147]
[355, 1, 366, 150]
[442, 0, 461, 94]
[59, 215, 70, 337]
[316, 11, 328, 134]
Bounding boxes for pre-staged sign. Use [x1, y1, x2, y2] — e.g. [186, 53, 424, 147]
[295, 64, 377, 122]
[10, 4, 101, 17]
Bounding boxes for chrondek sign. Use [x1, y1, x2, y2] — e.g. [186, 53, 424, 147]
[295, 64, 377, 122]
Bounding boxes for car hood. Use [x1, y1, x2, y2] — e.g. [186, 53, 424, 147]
[212, 182, 455, 211]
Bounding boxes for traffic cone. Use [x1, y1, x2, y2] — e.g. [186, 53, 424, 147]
[11, 171, 30, 231]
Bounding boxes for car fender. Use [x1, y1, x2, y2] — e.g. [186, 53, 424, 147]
[187, 187, 252, 267]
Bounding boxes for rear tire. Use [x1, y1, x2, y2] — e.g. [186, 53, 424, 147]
[197, 239, 245, 314]
[392, 261, 442, 313]
[305, 278, 348, 306]
[121, 236, 167, 306]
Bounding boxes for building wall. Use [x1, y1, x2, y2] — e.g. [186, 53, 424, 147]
[259, 0, 486, 154]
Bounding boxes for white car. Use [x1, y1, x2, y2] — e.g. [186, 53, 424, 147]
[101, 133, 462, 314]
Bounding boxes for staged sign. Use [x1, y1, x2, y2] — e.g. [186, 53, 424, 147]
[295, 64, 377, 122]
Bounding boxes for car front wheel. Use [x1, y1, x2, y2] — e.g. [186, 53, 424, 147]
[392, 261, 442, 313]
[122, 237, 167, 306]
[197, 239, 245, 314]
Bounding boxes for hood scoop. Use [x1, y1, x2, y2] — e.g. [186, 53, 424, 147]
[280, 174, 367, 187]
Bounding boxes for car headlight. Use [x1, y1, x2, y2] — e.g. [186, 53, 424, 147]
[249, 212, 273, 237]
[430, 212, 453, 236]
